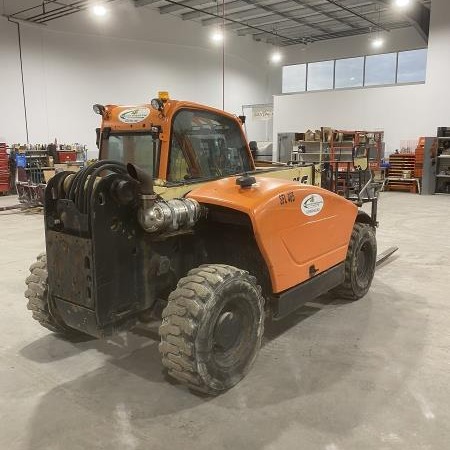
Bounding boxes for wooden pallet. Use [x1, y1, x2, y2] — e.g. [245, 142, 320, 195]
[384, 177, 419, 193]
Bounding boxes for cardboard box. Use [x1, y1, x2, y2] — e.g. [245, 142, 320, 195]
[43, 169, 56, 183]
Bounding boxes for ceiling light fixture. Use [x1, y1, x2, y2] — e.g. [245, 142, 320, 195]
[369, 5, 385, 50]
[211, 29, 224, 43]
[92, 5, 107, 16]
[371, 37, 384, 48]
[394, 0, 410, 7]
[271, 51, 282, 64]
[270, 27, 283, 64]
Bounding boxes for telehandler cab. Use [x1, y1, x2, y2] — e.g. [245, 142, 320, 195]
[25, 92, 379, 394]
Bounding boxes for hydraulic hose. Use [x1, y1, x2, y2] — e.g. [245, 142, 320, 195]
[66, 160, 124, 211]
[84, 163, 127, 214]
[67, 159, 116, 201]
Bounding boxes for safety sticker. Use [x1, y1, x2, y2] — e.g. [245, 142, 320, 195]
[301, 194, 324, 216]
[118, 107, 150, 124]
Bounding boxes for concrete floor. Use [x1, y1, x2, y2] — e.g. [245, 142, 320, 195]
[1, 192, 450, 450]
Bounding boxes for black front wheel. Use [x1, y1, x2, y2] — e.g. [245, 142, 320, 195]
[159, 264, 264, 395]
[332, 223, 377, 300]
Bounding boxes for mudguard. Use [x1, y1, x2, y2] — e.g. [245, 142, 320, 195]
[187, 176, 357, 293]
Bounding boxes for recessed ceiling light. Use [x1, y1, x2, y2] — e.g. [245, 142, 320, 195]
[92, 5, 107, 16]
[211, 30, 224, 42]
[271, 51, 282, 63]
[394, 0, 410, 7]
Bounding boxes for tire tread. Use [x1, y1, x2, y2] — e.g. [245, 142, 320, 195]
[159, 264, 264, 394]
[332, 222, 376, 300]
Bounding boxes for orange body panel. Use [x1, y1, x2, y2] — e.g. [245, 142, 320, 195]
[101, 100, 254, 180]
[187, 177, 357, 293]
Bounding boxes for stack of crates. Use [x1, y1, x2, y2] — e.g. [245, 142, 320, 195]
[0, 143, 10, 194]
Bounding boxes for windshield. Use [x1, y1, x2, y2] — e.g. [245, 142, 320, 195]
[102, 132, 158, 177]
[168, 109, 252, 182]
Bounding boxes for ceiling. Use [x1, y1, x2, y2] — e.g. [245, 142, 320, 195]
[4, 0, 431, 46]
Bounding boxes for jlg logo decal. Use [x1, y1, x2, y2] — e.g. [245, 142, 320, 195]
[301, 194, 324, 216]
[118, 107, 150, 124]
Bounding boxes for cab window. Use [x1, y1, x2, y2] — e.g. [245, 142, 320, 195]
[168, 109, 251, 182]
[102, 133, 158, 177]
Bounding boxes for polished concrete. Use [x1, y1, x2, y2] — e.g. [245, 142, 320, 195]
[1, 192, 449, 450]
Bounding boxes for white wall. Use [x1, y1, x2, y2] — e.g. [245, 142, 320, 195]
[0, 0, 275, 153]
[273, 0, 448, 157]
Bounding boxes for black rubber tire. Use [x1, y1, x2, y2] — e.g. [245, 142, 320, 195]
[25, 253, 83, 336]
[159, 264, 264, 395]
[332, 222, 377, 300]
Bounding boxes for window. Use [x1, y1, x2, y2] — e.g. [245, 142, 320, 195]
[397, 48, 427, 83]
[364, 52, 397, 86]
[335, 57, 364, 88]
[168, 109, 252, 182]
[282, 64, 306, 93]
[103, 133, 157, 176]
[281, 48, 428, 94]
[307, 60, 334, 91]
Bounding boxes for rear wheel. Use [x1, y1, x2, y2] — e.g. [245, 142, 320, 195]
[332, 223, 377, 300]
[159, 264, 264, 395]
[25, 253, 83, 336]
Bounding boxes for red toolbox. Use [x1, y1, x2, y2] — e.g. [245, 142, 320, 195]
[0, 143, 10, 194]
[57, 151, 77, 163]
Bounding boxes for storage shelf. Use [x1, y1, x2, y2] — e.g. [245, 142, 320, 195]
[437, 174, 450, 178]
[25, 167, 54, 170]
[296, 152, 326, 155]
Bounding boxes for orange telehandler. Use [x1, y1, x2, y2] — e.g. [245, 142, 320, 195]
[25, 92, 390, 394]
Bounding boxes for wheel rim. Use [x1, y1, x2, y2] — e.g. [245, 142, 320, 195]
[211, 295, 254, 369]
[214, 310, 242, 351]
[356, 241, 373, 283]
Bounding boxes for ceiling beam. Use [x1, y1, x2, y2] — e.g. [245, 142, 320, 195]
[159, 0, 213, 15]
[201, 5, 332, 30]
[258, 20, 411, 44]
[224, 13, 311, 31]
[232, 0, 330, 34]
[322, 0, 390, 32]
[149, 0, 307, 45]
[375, 0, 429, 41]
[181, 0, 270, 21]
[28, 0, 87, 22]
[211, 2, 382, 32]
[219, 9, 354, 34]
[197, 0, 326, 32]
[134, 0, 165, 6]
[220, 0, 378, 30]
[7, 0, 63, 18]
[289, 0, 358, 29]
[183, 0, 334, 24]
